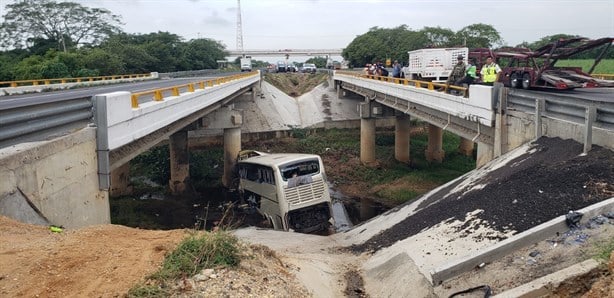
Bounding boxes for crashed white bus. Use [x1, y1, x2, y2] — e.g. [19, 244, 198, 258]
[236, 151, 333, 233]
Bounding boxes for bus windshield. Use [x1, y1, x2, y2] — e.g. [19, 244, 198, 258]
[280, 159, 320, 181]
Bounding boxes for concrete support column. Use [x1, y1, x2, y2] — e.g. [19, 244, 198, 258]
[110, 162, 132, 196]
[169, 130, 190, 194]
[337, 84, 343, 98]
[222, 127, 241, 188]
[425, 124, 445, 163]
[458, 138, 475, 157]
[360, 118, 376, 164]
[476, 142, 494, 168]
[395, 114, 411, 163]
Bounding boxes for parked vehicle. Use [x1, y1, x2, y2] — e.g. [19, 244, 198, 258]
[276, 61, 287, 73]
[235, 150, 333, 233]
[287, 63, 298, 73]
[240, 56, 252, 72]
[401, 47, 468, 82]
[482, 37, 614, 90]
[302, 63, 317, 74]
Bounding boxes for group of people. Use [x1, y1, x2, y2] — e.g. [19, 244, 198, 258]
[364, 62, 389, 76]
[447, 55, 502, 89]
[364, 60, 404, 78]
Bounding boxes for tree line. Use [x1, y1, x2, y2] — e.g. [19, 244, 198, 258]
[342, 25, 613, 67]
[0, 0, 610, 81]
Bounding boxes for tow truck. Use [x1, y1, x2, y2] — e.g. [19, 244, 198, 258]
[471, 37, 614, 90]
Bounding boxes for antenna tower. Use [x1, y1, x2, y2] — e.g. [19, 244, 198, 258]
[236, 0, 244, 54]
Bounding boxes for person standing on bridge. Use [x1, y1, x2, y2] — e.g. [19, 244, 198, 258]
[480, 56, 502, 85]
[392, 60, 402, 78]
[456, 58, 477, 87]
[447, 55, 466, 93]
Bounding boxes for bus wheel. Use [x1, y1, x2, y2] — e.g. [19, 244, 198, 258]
[522, 73, 532, 90]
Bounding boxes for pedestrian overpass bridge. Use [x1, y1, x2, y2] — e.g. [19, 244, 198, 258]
[1, 70, 613, 228]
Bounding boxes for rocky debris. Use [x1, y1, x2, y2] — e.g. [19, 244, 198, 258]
[169, 244, 310, 297]
[348, 137, 614, 254]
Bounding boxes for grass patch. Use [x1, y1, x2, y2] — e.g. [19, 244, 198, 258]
[592, 237, 614, 262]
[128, 231, 241, 297]
[375, 188, 422, 204]
[555, 59, 614, 74]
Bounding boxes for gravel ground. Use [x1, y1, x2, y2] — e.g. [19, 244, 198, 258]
[349, 137, 614, 253]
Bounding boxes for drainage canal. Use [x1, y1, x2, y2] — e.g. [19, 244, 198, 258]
[110, 183, 388, 234]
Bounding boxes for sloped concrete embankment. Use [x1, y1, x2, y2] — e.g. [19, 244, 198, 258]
[332, 138, 614, 297]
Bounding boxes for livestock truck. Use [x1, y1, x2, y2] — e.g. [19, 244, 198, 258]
[401, 47, 468, 82]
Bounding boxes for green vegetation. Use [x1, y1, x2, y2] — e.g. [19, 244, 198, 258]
[555, 59, 614, 74]
[128, 231, 241, 297]
[592, 237, 614, 262]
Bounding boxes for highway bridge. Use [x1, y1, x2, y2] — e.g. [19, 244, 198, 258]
[1, 70, 613, 230]
[227, 48, 343, 57]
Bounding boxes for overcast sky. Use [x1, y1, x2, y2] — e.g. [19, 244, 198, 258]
[2, 0, 613, 61]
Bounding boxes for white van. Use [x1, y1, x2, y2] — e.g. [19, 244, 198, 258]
[236, 151, 333, 233]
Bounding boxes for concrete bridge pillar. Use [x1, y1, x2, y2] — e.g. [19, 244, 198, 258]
[425, 124, 445, 163]
[169, 130, 190, 194]
[458, 138, 475, 157]
[223, 127, 241, 188]
[476, 142, 494, 168]
[360, 118, 376, 164]
[395, 114, 411, 163]
[110, 162, 132, 197]
[201, 106, 243, 188]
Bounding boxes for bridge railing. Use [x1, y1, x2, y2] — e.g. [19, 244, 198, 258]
[0, 73, 154, 88]
[0, 96, 93, 148]
[592, 73, 614, 80]
[130, 71, 258, 108]
[335, 70, 469, 97]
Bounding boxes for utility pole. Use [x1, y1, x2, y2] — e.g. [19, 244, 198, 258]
[236, 0, 244, 56]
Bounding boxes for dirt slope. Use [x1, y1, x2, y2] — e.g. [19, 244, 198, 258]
[0, 216, 186, 297]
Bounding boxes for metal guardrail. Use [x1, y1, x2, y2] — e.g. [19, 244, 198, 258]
[506, 88, 614, 153]
[506, 89, 614, 129]
[130, 71, 258, 108]
[0, 71, 259, 148]
[335, 70, 469, 96]
[592, 73, 614, 80]
[0, 97, 93, 147]
[0, 73, 153, 88]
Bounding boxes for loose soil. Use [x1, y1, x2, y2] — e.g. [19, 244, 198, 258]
[264, 73, 328, 97]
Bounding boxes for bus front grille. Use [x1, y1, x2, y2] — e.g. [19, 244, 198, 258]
[284, 179, 326, 205]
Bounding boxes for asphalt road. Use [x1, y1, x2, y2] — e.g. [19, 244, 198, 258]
[0, 75, 240, 110]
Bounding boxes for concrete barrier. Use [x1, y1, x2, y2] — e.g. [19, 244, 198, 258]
[430, 197, 614, 285]
[0, 127, 110, 228]
[493, 259, 601, 298]
[0, 73, 158, 96]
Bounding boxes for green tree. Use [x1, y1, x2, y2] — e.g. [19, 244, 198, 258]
[453, 23, 502, 48]
[0, 0, 123, 51]
[81, 48, 125, 75]
[342, 26, 428, 67]
[419, 26, 456, 47]
[181, 38, 227, 70]
[100, 34, 159, 73]
[305, 56, 328, 68]
[13, 55, 45, 79]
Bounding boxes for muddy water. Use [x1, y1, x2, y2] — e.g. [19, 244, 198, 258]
[111, 183, 388, 233]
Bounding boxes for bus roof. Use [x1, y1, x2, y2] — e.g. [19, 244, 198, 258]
[238, 153, 322, 167]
